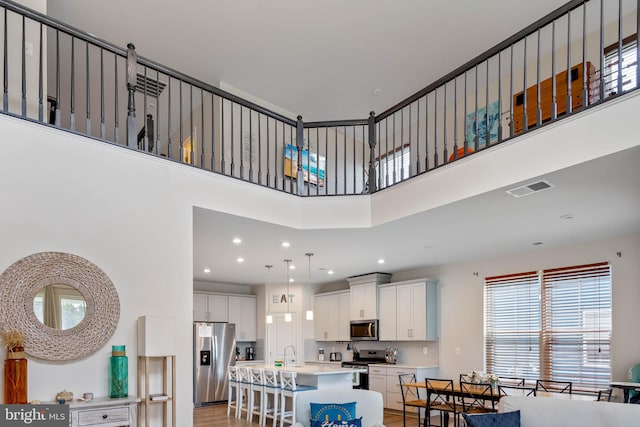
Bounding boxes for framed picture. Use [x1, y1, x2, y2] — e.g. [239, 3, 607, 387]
[465, 100, 500, 147]
[284, 144, 326, 186]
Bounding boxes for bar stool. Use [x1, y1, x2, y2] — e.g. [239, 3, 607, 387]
[237, 366, 253, 419]
[226, 366, 240, 417]
[248, 367, 265, 423]
[262, 369, 281, 427]
[279, 370, 316, 427]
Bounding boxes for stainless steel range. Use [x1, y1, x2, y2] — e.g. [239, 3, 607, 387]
[341, 349, 387, 389]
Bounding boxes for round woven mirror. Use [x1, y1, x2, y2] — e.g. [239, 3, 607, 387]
[0, 252, 120, 361]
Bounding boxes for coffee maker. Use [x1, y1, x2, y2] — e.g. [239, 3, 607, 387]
[246, 347, 255, 360]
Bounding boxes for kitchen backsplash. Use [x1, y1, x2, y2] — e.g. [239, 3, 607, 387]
[304, 339, 439, 366]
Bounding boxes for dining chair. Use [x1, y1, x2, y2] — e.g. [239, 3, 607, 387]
[498, 384, 537, 397]
[227, 366, 240, 417]
[262, 369, 281, 427]
[498, 376, 526, 387]
[535, 379, 572, 394]
[398, 373, 426, 427]
[248, 367, 265, 423]
[596, 388, 613, 402]
[425, 378, 460, 427]
[459, 381, 497, 415]
[279, 370, 316, 427]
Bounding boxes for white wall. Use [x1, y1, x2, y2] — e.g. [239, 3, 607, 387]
[0, 87, 638, 424]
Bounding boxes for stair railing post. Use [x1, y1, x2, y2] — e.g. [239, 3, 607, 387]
[296, 115, 304, 195]
[126, 43, 137, 148]
[367, 111, 377, 193]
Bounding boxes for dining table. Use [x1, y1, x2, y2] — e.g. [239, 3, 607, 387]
[609, 381, 640, 403]
[404, 381, 597, 402]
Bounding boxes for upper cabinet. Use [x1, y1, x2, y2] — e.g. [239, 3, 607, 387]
[314, 291, 350, 341]
[193, 292, 257, 342]
[347, 273, 391, 321]
[228, 295, 257, 342]
[378, 278, 439, 341]
[193, 293, 228, 322]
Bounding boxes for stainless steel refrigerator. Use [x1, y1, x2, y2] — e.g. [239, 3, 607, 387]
[193, 322, 236, 405]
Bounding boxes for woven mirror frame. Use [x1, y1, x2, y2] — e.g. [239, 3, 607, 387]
[0, 252, 120, 361]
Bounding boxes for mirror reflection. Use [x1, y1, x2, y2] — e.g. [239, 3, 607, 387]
[33, 284, 86, 330]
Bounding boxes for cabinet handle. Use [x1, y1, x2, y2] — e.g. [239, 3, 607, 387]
[102, 414, 108, 419]
[324, 331, 328, 339]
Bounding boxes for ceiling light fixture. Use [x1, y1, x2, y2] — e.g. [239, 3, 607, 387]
[378, 259, 385, 264]
[232, 237, 242, 244]
[305, 253, 314, 321]
[237, 257, 244, 263]
[328, 270, 334, 275]
[281, 242, 290, 248]
[284, 259, 292, 322]
[203, 268, 210, 273]
[265, 265, 273, 324]
[560, 214, 575, 220]
[372, 88, 382, 96]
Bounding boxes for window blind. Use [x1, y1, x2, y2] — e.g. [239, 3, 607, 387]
[541, 262, 612, 392]
[604, 38, 638, 94]
[485, 271, 540, 380]
[377, 145, 410, 189]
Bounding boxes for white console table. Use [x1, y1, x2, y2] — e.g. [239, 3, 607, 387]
[67, 396, 140, 427]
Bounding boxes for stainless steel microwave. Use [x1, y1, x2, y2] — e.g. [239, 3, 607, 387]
[349, 319, 379, 341]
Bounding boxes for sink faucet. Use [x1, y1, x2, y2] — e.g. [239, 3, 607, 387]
[283, 344, 297, 367]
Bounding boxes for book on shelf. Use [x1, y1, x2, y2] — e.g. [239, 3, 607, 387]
[149, 394, 170, 401]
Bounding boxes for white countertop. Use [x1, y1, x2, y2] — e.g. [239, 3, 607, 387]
[246, 364, 356, 376]
[369, 363, 440, 369]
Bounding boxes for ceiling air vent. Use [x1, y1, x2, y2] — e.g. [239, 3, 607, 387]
[135, 73, 166, 98]
[506, 180, 554, 198]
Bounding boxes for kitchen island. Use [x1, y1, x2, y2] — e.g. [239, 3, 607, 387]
[246, 364, 356, 390]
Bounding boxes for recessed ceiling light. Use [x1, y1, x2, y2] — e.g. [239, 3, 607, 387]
[289, 265, 296, 270]
[327, 270, 334, 275]
[378, 259, 385, 264]
[237, 257, 244, 263]
[424, 245, 435, 249]
[532, 242, 544, 246]
[560, 214, 575, 220]
[203, 268, 211, 273]
[372, 88, 382, 96]
[281, 242, 290, 248]
[289, 278, 294, 282]
[232, 237, 242, 244]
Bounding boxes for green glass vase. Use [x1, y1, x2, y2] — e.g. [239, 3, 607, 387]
[110, 345, 128, 398]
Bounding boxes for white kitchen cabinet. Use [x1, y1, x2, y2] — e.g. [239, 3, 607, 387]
[378, 285, 397, 341]
[314, 291, 350, 341]
[350, 283, 378, 320]
[396, 280, 438, 341]
[370, 365, 440, 410]
[193, 293, 228, 322]
[368, 365, 388, 407]
[347, 273, 391, 321]
[228, 295, 257, 341]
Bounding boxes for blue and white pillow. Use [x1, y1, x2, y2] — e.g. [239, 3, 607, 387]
[309, 417, 362, 427]
[310, 402, 357, 422]
[462, 410, 521, 427]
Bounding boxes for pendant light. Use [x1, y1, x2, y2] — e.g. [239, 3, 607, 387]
[305, 253, 314, 320]
[284, 259, 292, 322]
[265, 265, 273, 324]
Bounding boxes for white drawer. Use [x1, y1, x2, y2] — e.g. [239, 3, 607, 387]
[77, 406, 130, 426]
[385, 367, 416, 377]
[368, 366, 386, 375]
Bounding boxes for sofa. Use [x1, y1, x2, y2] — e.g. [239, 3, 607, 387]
[292, 389, 384, 427]
[498, 395, 640, 427]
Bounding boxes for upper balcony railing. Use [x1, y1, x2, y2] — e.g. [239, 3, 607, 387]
[1, 0, 638, 196]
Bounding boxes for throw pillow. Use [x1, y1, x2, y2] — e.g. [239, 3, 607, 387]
[309, 416, 362, 427]
[462, 410, 521, 427]
[310, 402, 357, 422]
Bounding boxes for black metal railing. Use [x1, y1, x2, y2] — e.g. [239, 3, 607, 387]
[1, 0, 638, 196]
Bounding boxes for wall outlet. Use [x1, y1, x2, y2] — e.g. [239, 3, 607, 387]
[422, 347, 428, 355]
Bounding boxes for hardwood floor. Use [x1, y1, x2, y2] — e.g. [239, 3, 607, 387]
[194, 403, 421, 427]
